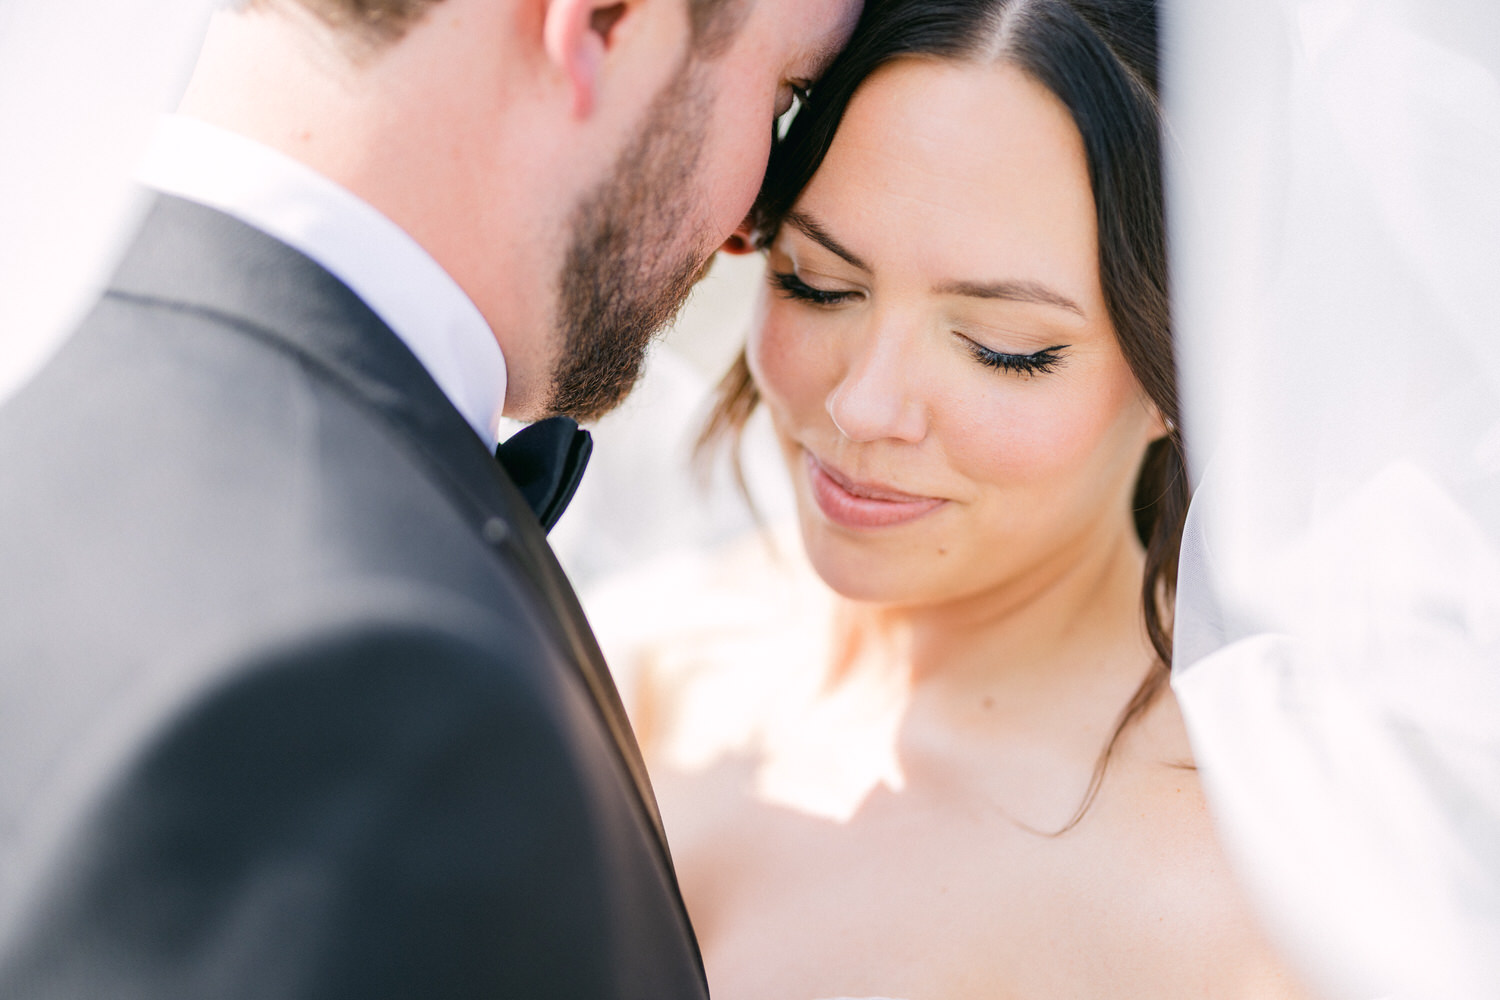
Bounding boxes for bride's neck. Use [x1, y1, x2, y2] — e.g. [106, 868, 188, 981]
[828, 518, 1152, 700]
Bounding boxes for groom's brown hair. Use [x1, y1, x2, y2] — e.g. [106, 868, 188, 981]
[258, 0, 749, 49]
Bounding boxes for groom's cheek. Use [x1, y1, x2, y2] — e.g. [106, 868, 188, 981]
[690, 93, 778, 252]
[678, 0, 863, 249]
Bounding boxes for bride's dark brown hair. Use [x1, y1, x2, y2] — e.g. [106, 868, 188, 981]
[698, 0, 1185, 833]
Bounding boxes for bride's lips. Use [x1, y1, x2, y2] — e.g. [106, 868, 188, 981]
[804, 452, 946, 529]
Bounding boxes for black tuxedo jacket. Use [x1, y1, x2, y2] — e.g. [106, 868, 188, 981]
[0, 195, 707, 999]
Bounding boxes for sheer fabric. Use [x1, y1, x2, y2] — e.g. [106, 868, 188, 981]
[1165, 1, 1500, 996]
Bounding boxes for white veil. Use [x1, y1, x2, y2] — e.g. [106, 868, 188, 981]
[0, 0, 221, 403]
[1165, 1, 1500, 996]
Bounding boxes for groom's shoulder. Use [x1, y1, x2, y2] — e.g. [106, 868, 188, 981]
[2, 286, 485, 565]
[0, 283, 574, 837]
[0, 223, 546, 712]
[2, 195, 502, 559]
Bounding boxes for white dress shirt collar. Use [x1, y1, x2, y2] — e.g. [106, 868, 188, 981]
[137, 115, 508, 449]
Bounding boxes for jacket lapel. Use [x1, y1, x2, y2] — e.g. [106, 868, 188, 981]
[108, 194, 674, 861]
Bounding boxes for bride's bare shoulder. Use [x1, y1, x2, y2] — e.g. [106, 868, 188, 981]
[584, 524, 835, 764]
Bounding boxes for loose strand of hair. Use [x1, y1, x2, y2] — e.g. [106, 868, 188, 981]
[692, 350, 763, 522]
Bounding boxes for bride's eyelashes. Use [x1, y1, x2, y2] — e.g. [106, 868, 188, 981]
[769, 269, 860, 307]
[965, 340, 1069, 377]
[770, 267, 1068, 377]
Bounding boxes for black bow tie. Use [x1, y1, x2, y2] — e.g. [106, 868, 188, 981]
[494, 416, 593, 533]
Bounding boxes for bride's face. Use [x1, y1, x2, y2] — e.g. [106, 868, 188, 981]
[748, 57, 1164, 607]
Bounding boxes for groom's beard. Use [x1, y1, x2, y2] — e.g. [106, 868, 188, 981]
[544, 59, 715, 424]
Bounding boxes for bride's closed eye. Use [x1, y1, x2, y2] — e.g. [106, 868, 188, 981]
[769, 269, 860, 307]
[964, 339, 1069, 377]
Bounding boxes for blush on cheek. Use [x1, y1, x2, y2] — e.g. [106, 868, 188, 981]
[944, 386, 1122, 490]
[747, 302, 819, 417]
[946, 398, 1055, 471]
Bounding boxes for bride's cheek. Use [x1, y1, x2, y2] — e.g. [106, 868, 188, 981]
[950, 390, 1096, 486]
[749, 309, 822, 419]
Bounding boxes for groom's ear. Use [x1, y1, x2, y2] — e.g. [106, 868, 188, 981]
[720, 218, 758, 255]
[543, 0, 637, 118]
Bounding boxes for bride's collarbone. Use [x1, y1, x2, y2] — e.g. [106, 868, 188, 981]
[673, 705, 1304, 1000]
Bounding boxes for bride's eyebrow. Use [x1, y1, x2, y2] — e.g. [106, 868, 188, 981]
[935, 279, 1085, 318]
[785, 211, 870, 271]
[783, 211, 1084, 318]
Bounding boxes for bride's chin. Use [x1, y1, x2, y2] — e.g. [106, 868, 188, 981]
[798, 531, 923, 606]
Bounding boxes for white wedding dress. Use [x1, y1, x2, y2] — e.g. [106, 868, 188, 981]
[3, 1, 1498, 998]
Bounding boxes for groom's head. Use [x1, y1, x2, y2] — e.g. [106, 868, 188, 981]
[204, 0, 862, 421]
[256, 0, 746, 48]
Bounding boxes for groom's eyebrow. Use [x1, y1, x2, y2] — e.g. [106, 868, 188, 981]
[785, 211, 870, 271]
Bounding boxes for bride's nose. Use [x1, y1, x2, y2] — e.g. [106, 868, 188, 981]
[825, 326, 928, 444]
